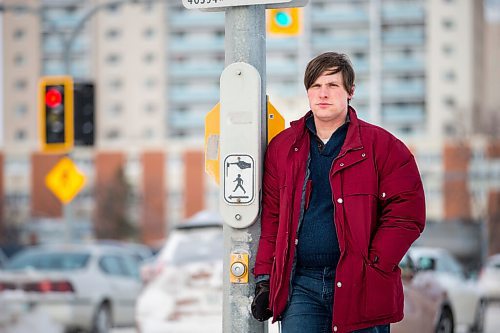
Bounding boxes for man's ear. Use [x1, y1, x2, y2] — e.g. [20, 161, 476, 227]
[348, 84, 356, 100]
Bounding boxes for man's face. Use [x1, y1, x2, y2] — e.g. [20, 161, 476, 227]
[307, 69, 354, 126]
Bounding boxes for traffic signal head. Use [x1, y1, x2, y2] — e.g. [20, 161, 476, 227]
[73, 82, 95, 146]
[268, 8, 301, 36]
[39, 76, 74, 153]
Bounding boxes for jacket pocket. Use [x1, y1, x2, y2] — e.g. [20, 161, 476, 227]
[362, 260, 399, 320]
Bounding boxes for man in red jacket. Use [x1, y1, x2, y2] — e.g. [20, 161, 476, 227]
[251, 52, 426, 333]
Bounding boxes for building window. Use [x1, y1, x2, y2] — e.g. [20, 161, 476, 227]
[442, 19, 455, 29]
[106, 53, 121, 65]
[143, 53, 155, 64]
[109, 79, 123, 90]
[105, 28, 121, 40]
[13, 28, 25, 40]
[145, 103, 156, 113]
[14, 53, 25, 66]
[143, 2, 154, 12]
[444, 96, 456, 107]
[14, 79, 28, 91]
[106, 129, 121, 139]
[443, 70, 456, 81]
[108, 103, 123, 115]
[143, 128, 154, 138]
[14, 129, 26, 141]
[145, 78, 157, 88]
[143, 27, 155, 38]
[442, 44, 454, 55]
[106, 4, 121, 14]
[15, 104, 28, 117]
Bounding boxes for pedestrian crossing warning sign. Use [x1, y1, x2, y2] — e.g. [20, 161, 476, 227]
[45, 157, 85, 204]
[223, 154, 254, 205]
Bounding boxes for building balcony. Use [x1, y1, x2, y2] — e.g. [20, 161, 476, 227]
[169, 12, 224, 29]
[382, 81, 425, 100]
[382, 30, 424, 46]
[382, 4, 425, 24]
[382, 105, 425, 123]
[267, 62, 298, 77]
[312, 35, 370, 51]
[169, 88, 219, 104]
[170, 37, 224, 53]
[382, 58, 425, 73]
[169, 65, 223, 79]
[267, 38, 300, 52]
[169, 111, 206, 130]
[311, 9, 369, 25]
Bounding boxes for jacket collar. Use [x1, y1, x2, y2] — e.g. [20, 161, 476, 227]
[290, 106, 363, 152]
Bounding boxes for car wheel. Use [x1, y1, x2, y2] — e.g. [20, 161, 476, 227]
[471, 299, 487, 333]
[92, 303, 111, 333]
[436, 307, 454, 333]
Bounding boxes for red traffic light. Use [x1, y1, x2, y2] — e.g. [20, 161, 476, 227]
[45, 88, 62, 108]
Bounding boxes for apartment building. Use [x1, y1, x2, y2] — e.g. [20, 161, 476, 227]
[0, 0, 493, 245]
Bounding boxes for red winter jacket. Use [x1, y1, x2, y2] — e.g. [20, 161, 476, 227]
[254, 108, 425, 333]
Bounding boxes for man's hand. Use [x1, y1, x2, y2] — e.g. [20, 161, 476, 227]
[251, 280, 273, 322]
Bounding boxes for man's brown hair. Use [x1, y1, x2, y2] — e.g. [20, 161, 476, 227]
[304, 52, 355, 94]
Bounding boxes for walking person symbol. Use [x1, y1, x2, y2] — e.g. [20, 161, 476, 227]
[233, 174, 246, 194]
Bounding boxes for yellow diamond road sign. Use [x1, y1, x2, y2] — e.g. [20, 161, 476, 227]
[45, 157, 86, 204]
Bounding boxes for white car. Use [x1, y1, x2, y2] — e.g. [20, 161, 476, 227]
[478, 254, 500, 303]
[0, 243, 143, 333]
[408, 247, 485, 333]
[135, 211, 224, 333]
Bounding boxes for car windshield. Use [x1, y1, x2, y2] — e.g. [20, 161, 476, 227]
[5, 250, 90, 271]
[170, 228, 223, 265]
[488, 259, 500, 269]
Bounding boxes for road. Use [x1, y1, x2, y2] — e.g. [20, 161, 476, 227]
[3, 303, 498, 333]
[113, 303, 500, 333]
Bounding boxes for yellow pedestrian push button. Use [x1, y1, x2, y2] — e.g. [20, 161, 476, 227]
[230, 253, 249, 284]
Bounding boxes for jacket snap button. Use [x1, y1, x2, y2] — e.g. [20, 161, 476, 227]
[362, 153, 366, 157]
[382, 192, 386, 198]
[339, 163, 344, 167]
[294, 147, 298, 151]
[333, 326, 338, 332]
[337, 282, 342, 288]
[337, 198, 343, 204]
[294, 239, 298, 245]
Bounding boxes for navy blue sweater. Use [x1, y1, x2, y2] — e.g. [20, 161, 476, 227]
[296, 116, 348, 268]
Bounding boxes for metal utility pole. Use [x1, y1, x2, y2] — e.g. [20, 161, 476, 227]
[222, 6, 267, 333]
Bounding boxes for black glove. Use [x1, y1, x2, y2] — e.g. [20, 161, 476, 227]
[251, 280, 273, 322]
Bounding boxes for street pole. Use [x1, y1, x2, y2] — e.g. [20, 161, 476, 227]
[223, 5, 267, 333]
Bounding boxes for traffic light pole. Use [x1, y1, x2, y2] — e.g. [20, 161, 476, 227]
[223, 5, 267, 333]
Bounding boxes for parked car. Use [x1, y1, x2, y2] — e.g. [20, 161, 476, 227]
[97, 239, 155, 262]
[0, 249, 7, 269]
[407, 246, 485, 333]
[135, 210, 224, 333]
[0, 243, 143, 333]
[478, 254, 500, 304]
[393, 253, 453, 333]
[136, 211, 450, 333]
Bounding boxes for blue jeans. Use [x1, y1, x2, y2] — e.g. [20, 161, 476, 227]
[280, 266, 390, 333]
